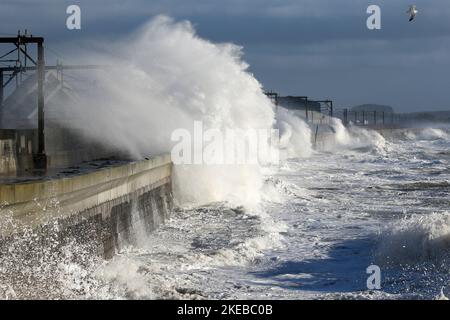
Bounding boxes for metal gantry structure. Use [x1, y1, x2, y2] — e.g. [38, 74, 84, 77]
[315, 100, 333, 118]
[295, 96, 309, 120]
[0, 31, 46, 167]
[264, 92, 333, 123]
[264, 90, 278, 105]
[340, 108, 399, 127]
[0, 31, 102, 170]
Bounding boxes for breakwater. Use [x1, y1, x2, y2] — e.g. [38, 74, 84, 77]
[0, 154, 173, 258]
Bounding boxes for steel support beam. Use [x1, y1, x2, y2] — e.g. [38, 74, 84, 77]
[37, 40, 45, 156]
[0, 64, 105, 72]
[0, 70, 3, 105]
[0, 36, 44, 44]
[0, 35, 47, 170]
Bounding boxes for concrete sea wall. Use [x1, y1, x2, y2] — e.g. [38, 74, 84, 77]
[0, 127, 120, 176]
[0, 129, 36, 176]
[374, 127, 422, 139]
[0, 154, 173, 258]
[311, 123, 422, 149]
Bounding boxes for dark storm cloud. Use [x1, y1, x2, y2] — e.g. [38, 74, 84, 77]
[1, 0, 450, 111]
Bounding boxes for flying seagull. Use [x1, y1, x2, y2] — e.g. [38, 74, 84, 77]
[407, 5, 418, 21]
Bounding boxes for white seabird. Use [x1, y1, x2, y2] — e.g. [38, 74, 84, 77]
[407, 5, 418, 21]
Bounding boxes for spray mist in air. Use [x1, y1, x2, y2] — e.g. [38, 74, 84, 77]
[55, 15, 312, 208]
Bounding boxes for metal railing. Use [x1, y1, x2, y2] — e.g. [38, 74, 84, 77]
[334, 109, 403, 127]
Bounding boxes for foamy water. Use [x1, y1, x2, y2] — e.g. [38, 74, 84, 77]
[1, 127, 449, 300]
[81, 126, 448, 300]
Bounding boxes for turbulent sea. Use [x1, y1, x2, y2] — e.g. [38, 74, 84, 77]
[1, 127, 450, 300]
[1, 17, 448, 300]
[89, 128, 450, 300]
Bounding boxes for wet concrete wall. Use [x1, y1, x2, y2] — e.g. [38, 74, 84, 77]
[0, 127, 121, 176]
[0, 129, 36, 176]
[0, 154, 173, 258]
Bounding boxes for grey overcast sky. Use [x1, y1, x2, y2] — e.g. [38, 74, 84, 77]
[1, 0, 450, 112]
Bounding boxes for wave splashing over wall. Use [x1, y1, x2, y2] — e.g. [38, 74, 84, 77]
[59, 15, 311, 209]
